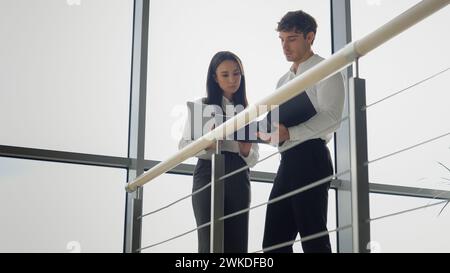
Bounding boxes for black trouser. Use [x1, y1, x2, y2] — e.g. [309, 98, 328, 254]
[263, 139, 333, 253]
[192, 152, 250, 253]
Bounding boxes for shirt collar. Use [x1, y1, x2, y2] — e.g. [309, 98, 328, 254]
[222, 96, 233, 105]
[290, 54, 318, 76]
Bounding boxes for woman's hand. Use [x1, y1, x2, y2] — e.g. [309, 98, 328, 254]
[205, 124, 218, 152]
[238, 142, 252, 157]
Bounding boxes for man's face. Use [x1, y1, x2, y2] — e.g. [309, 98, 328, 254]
[279, 31, 313, 64]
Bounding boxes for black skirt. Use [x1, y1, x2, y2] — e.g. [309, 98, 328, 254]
[192, 152, 250, 253]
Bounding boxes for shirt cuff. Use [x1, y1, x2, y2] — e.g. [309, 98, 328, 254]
[288, 125, 305, 142]
[240, 147, 253, 159]
[240, 148, 255, 167]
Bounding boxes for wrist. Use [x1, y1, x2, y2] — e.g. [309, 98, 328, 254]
[240, 147, 251, 158]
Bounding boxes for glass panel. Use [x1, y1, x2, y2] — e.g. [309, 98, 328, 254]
[0, 157, 126, 253]
[141, 172, 336, 253]
[0, 0, 133, 156]
[370, 193, 450, 252]
[369, 137, 450, 191]
[351, 1, 450, 189]
[141, 173, 198, 253]
[145, 0, 333, 173]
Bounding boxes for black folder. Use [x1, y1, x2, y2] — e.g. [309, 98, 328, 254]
[265, 91, 317, 130]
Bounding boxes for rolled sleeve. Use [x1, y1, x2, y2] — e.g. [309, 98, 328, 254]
[287, 71, 345, 144]
[178, 102, 213, 160]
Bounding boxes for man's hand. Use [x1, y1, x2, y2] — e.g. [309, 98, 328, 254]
[238, 142, 252, 157]
[276, 123, 290, 143]
[257, 123, 290, 145]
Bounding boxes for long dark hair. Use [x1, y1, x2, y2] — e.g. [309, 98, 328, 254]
[205, 51, 248, 109]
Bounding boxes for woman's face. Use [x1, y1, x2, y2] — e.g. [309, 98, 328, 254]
[215, 60, 242, 97]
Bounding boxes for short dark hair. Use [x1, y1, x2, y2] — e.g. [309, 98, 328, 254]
[277, 10, 317, 42]
[205, 51, 248, 108]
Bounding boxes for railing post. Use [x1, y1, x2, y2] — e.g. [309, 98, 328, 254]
[348, 76, 371, 253]
[210, 142, 225, 253]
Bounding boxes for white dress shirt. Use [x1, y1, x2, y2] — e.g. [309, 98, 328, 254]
[276, 54, 345, 151]
[179, 96, 260, 167]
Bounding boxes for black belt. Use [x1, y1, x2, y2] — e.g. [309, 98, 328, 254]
[221, 151, 239, 156]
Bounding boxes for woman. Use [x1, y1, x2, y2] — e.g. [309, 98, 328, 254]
[179, 51, 259, 253]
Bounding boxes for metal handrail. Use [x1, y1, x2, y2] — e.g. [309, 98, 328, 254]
[126, 0, 449, 192]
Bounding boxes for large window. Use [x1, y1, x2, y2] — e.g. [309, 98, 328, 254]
[4, 0, 447, 254]
[141, 173, 197, 253]
[144, 0, 333, 172]
[351, 1, 450, 190]
[0, 0, 133, 156]
[140, 0, 337, 252]
[0, 157, 126, 253]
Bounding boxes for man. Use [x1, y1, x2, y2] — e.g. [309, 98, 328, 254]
[258, 10, 345, 253]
